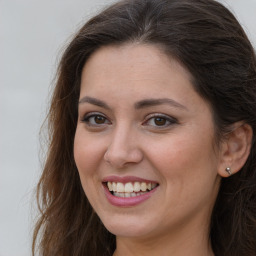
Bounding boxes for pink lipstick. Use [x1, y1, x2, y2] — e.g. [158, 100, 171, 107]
[102, 176, 159, 207]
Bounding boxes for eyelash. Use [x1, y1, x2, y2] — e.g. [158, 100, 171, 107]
[143, 113, 178, 128]
[81, 112, 177, 129]
[81, 112, 111, 127]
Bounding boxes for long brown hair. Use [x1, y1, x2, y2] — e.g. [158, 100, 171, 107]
[33, 0, 256, 255]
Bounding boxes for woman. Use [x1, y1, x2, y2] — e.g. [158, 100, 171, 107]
[33, 0, 256, 255]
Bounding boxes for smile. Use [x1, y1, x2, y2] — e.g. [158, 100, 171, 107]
[106, 181, 158, 197]
[102, 176, 159, 206]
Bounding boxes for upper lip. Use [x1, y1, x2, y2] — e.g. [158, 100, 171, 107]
[102, 175, 159, 184]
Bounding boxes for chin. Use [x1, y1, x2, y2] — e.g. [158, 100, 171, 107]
[100, 214, 155, 238]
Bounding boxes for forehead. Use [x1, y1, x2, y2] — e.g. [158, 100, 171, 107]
[80, 43, 195, 97]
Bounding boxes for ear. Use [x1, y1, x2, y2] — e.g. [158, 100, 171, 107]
[218, 122, 253, 177]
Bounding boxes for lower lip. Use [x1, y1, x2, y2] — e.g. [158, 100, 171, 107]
[103, 185, 158, 207]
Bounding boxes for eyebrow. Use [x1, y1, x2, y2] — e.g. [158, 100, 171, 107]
[79, 96, 187, 111]
[78, 96, 111, 109]
[135, 98, 188, 110]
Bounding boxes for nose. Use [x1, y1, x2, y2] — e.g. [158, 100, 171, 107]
[104, 125, 143, 169]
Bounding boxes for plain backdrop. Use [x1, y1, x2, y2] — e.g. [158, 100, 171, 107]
[1, 1, 256, 255]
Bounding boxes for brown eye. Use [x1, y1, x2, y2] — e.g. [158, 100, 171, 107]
[94, 115, 106, 124]
[82, 113, 110, 126]
[154, 117, 167, 126]
[143, 114, 177, 128]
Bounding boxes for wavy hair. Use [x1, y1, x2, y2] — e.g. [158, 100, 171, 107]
[33, 0, 256, 255]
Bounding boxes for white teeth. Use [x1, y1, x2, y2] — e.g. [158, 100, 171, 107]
[115, 192, 124, 197]
[140, 182, 147, 192]
[125, 193, 130, 197]
[107, 181, 158, 194]
[112, 182, 117, 191]
[134, 182, 141, 192]
[116, 182, 125, 193]
[113, 191, 148, 197]
[107, 182, 113, 191]
[124, 182, 133, 193]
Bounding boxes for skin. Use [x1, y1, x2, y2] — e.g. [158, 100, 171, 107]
[74, 43, 224, 256]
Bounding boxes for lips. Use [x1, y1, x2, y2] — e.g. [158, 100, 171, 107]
[102, 176, 159, 206]
[107, 181, 157, 196]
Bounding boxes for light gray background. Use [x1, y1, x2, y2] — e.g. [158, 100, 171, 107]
[1, 1, 256, 255]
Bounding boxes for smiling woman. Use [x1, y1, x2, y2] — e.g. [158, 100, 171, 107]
[33, 0, 256, 256]
[75, 44, 221, 250]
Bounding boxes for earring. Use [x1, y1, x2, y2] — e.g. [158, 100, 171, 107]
[225, 167, 232, 176]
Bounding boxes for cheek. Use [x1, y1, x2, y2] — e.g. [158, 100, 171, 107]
[146, 130, 218, 186]
[73, 129, 108, 208]
[146, 133, 219, 220]
[73, 129, 105, 183]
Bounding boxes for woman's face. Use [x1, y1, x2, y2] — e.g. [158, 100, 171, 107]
[74, 44, 221, 241]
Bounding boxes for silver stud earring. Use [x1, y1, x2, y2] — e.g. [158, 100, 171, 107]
[225, 167, 232, 176]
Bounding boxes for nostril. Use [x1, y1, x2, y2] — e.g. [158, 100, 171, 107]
[104, 146, 143, 168]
